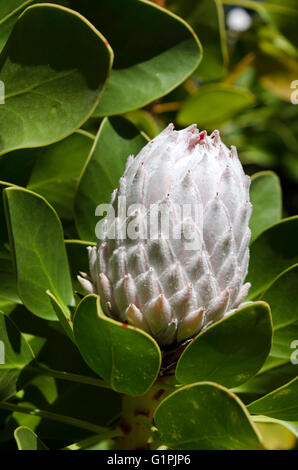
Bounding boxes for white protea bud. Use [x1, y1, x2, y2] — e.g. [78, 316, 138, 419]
[79, 124, 252, 346]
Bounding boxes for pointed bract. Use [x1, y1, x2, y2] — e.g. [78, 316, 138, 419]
[79, 124, 251, 346]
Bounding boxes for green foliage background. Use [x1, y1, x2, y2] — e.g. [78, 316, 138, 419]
[0, 0, 297, 450]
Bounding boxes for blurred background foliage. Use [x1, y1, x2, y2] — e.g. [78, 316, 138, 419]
[140, 0, 298, 219]
[0, 0, 297, 451]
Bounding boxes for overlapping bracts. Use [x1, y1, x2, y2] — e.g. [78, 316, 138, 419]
[79, 124, 252, 346]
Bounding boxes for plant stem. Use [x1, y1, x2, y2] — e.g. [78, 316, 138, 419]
[30, 362, 179, 392]
[114, 377, 171, 450]
[0, 401, 112, 434]
[29, 362, 112, 390]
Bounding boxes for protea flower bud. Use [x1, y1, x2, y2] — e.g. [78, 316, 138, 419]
[78, 124, 252, 346]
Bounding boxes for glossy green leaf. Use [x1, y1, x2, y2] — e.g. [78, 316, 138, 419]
[14, 426, 48, 450]
[0, 312, 34, 401]
[0, 3, 113, 155]
[154, 382, 264, 450]
[4, 187, 74, 320]
[262, 264, 298, 361]
[65, 0, 201, 116]
[75, 116, 148, 242]
[27, 131, 94, 220]
[250, 171, 282, 243]
[177, 84, 255, 130]
[176, 302, 272, 388]
[247, 217, 298, 299]
[248, 377, 298, 421]
[73, 295, 161, 396]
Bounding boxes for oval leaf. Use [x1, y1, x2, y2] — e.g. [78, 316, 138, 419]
[176, 302, 273, 389]
[75, 116, 148, 242]
[73, 294, 161, 396]
[250, 171, 282, 243]
[68, 0, 202, 116]
[154, 382, 264, 450]
[247, 217, 298, 299]
[0, 3, 113, 155]
[4, 187, 74, 320]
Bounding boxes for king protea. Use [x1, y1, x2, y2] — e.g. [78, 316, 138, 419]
[79, 124, 252, 346]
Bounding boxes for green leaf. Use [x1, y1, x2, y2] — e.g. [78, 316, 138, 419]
[75, 116, 148, 242]
[169, 0, 228, 81]
[124, 110, 159, 139]
[234, 357, 298, 402]
[0, 312, 34, 401]
[4, 187, 74, 320]
[253, 415, 298, 439]
[14, 426, 48, 450]
[0, 298, 17, 315]
[261, 264, 298, 361]
[250, 171, 282, 243]
[0, 3, 113, 155]
[154, 382, 264, 450]
[73, 295, 161, 396]
[46, 290, 74, 343]
[247, 217, 298, 299]
[27, 131, 94, 220]
[0, 1, 35, 53]
[0, 181, 14, 243]
[177, 84, 255, 130]
[0, 248, 20, 303]
[67, 0, 201, 116]
[248, 377, 298, 421]
[176, 302, 272, 389]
